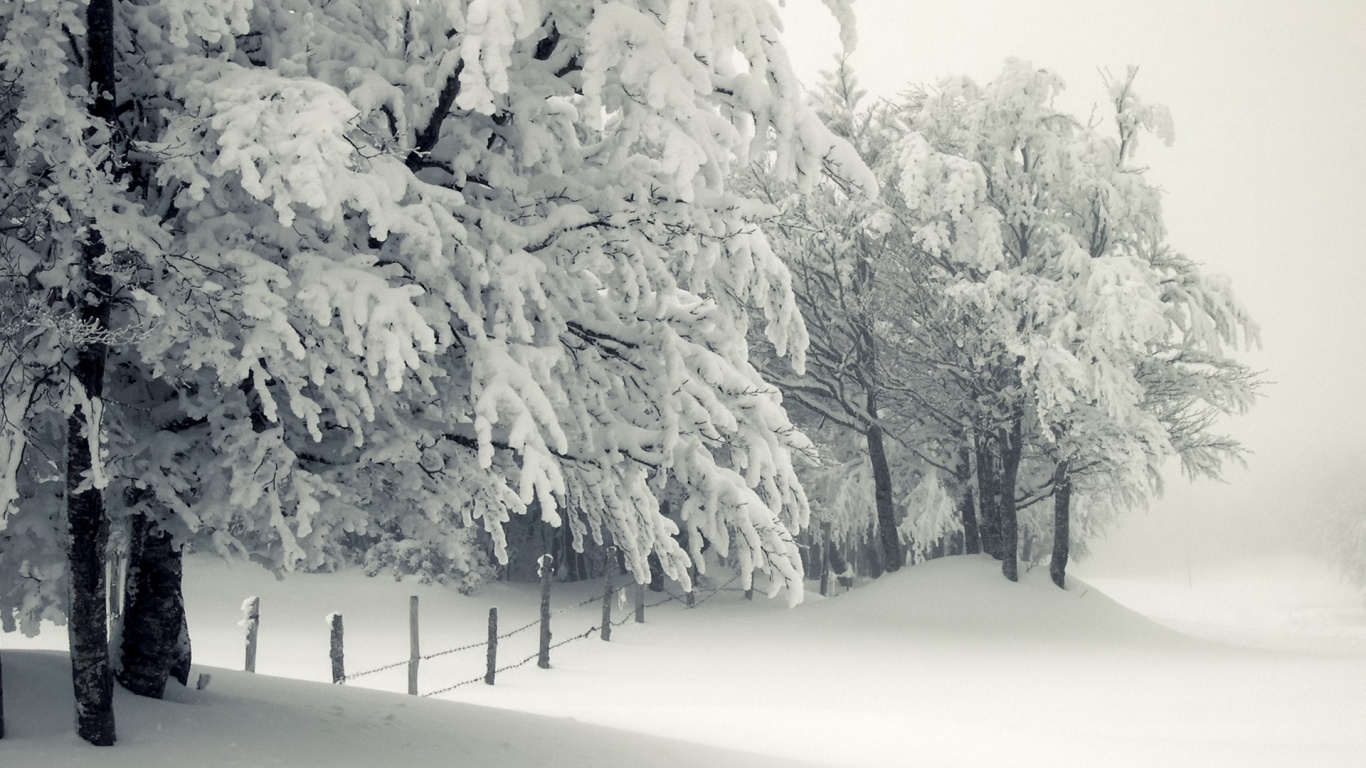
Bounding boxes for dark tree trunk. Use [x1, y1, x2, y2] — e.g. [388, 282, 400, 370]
[865, 523, 884, 579]
[974, 434, 1002, 559]
[117, 513, 191, 698]
[818, 520, 832, 596]
[66, 403, 115, 745]
[1050, 462, 1072, 589]
[866, 422, 901, 573]
[997, 416, 1024, 583]
[956, 446, 981, 555]
[557, 525, 587, 582]
[65, 0, 119, 744]
[646, 552, 664, 592]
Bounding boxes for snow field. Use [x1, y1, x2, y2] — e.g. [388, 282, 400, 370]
[4, 553, 1365, 767]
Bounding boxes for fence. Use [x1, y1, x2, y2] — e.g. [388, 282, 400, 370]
[238, 550, 745, 698]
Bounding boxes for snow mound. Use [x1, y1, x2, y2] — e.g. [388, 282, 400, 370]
[805, 554, 1197, 646]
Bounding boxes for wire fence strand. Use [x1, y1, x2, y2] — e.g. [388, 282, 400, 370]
[421, 625, 601, 697]
[343, 587, 617, 681]
[345, 574, 742, 691]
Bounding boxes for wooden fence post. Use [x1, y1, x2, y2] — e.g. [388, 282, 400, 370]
[329, 613, 344, 684]
[408, 595, 420, 695]
[600, 546, 616, 641]
[537, 553, 554, 669]
[685, 564, 696, 607]
[243, 596, 260, 673]
[485, 607, 498, 685]
[634, 582, 645, 623]
[745, 581, 754, 601]
[820, 521, 833, 597]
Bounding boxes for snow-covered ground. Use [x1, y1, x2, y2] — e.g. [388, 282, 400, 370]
[4, 553, 1365, 767]
[1082, 555, 1366, 656]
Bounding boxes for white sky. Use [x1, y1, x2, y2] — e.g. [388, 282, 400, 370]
[777, 0, 1366, 573]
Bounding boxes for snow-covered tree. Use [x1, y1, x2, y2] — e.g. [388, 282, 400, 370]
[1, 0, 860, 741]
[893, 61, 1259, 584]
[756, 59, 1258, 589]
[898, 468, 961, 564]
[745, 59, 908, 572]
[1318, 493, 1366, 594]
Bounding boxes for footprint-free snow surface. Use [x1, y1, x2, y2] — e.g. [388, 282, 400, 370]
[4, 554, 1364, 767]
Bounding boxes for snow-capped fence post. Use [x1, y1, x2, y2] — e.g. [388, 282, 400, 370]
[328, 613, 344, 684]
[745, 581, 754, 601]
[820, 521, 833, 597]
[601, 546, 616, 641]
[634, 583, 645, 623]
[408, 596, 420, 696]
[484, 607, 498, 685]
[685, 564, 697, 607]
[537, 554, 554, 669]
[242, 596, 260, 673]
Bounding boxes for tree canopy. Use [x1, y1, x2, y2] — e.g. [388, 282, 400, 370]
[754, 58, 1258, 582]
[1, 0, 864, 742]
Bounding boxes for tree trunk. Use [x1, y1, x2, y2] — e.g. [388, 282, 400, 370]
[865, 523, 884, 579]
[974, 434, 1002, 559]
[998, 416, 1024, 583]
[66, 401, 115, 745]
[66, 0, 119, 745]
[646, 551, 664, 592]
[866, 422, 901, 573]
[117, 513, 191, 698]
[1050, 462, 1072, 589]
[956, 446, 981, 555]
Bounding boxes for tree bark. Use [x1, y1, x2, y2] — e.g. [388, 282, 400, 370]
[117, 513, 191, 698]
[1050, 462, 1072, 589]
[865, 523, 884, 579]
[998, 415, 1024, 583]
[67, 401, 115, 745]
[819, 520, 832, 596]
[866, 422, 901, 573]
[956, 446, 981, 555]
[974, 434, 1002, 559]
[65, 0, 119, 745]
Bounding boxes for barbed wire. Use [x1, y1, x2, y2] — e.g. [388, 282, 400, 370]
[341, 658, 410, 683]
[348, 576, 739, 690]
[342, 586, 624, 680]
[421, 625, 601, 697]
[690, 573, 741, 607]
[496, 616, 542, 641]
[421, 672, 486, 696]
[420, 638, 488, 662]
[657, 587, 690, 605]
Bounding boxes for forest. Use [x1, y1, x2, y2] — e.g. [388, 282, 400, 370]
[0, 0, 1270, 747]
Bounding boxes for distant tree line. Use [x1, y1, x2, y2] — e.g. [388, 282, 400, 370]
[749, 58, 1258, 586]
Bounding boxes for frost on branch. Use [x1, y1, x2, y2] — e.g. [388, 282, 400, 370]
[156, 0, 252, 48]
[0, 0, 861, 603]
[898, 470, 961, 564]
